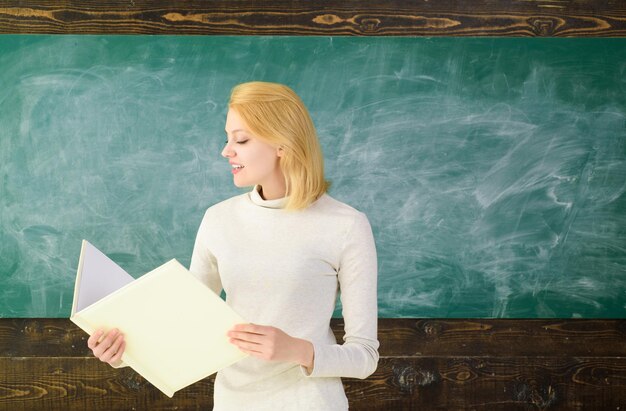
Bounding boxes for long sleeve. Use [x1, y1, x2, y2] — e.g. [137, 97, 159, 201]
[189, 209, 223, 296]
[303, 211, 379, 379]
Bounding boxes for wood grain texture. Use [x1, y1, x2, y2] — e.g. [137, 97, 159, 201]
[1, 319, 625, 410]
[0, 0, 624, 36]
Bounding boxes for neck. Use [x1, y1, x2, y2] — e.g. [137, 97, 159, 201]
[258, 183, 286, 200]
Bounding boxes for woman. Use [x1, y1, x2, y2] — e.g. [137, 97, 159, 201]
[88, 81, 379, 410]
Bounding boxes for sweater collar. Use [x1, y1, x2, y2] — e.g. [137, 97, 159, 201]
[249, 185, 288, 209]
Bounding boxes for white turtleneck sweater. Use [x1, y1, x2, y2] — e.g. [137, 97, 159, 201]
[189, 185, 379, 411]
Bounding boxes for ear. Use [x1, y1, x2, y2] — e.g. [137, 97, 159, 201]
[277, 146, 284, 157]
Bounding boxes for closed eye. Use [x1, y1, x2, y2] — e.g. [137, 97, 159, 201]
[224, 139, 249, 145]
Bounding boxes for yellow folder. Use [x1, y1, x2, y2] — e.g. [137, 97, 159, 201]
[70, 240, 247, 397]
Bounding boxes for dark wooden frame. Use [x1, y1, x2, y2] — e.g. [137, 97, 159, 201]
[0, 0, 625, 36]
[1, 318, 625, 410]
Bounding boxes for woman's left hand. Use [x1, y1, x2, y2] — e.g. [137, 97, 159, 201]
[227, 323, 314, 370]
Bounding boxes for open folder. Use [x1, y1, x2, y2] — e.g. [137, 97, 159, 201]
[70, 240, 248, 397]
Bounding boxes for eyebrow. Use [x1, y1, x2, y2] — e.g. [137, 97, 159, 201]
[225, 129, 247, 134]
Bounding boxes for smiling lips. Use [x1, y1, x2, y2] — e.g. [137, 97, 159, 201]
[231, 164, 244, 174]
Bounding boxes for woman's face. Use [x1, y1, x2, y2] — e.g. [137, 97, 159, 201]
[222, 108, 284, 191]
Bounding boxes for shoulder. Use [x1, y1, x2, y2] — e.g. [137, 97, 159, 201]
[311, 193, 371, 227]
[313, 194, 376, 254]
[201, 191, 249, 220]
[314, 193, 360, 213]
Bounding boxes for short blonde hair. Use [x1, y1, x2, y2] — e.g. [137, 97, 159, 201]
[229, 81, 330, 210]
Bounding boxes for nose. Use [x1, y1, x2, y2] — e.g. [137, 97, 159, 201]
[221, 141, 235, 158]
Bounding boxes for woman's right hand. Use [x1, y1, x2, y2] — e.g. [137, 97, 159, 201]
[87, 328, 126, 367]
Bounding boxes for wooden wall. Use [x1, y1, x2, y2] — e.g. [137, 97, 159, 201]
[0, 318, 624, 410]
[0, 0, 624, 36]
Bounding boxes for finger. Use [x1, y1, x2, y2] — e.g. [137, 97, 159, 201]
[91, 329, 115, 357]
[109, 340, 126, 364]
[229, 336, 263, 351]
[87, 329, 104, 349]
[238, 347, 262, 357]
[228, 331, 264, 344]
[100, 334, 124, 363]
[232, 323, 266, 334]
[231, 340, 264, 355]
[92, 329, 120, 358]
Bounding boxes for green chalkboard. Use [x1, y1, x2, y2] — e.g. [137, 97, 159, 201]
[1, 36, 625, 318]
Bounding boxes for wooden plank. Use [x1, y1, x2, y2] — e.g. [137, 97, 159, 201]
[3, 318, 626, 357]
[0, 357, 215, 411]
[1, 319, 625, 410]
[0, 0, 624, 36]
[351, 357, 626, 410]
[1, 357, 625, 410]
[376, 318, 626, 357]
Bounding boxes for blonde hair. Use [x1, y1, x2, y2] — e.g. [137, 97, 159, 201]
[229, 81, 330, 210]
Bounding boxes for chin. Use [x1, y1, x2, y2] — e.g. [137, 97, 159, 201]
[233, 178, 251, 188]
